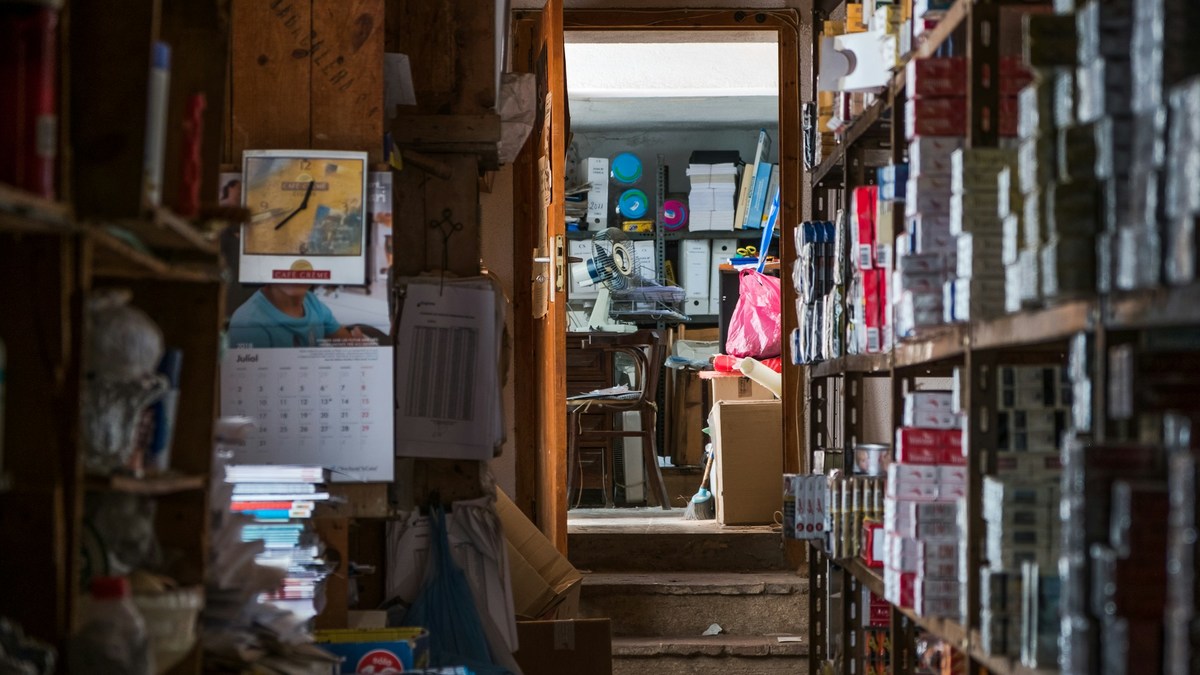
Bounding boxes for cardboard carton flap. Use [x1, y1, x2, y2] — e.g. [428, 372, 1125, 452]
[497, 488, 583, 619]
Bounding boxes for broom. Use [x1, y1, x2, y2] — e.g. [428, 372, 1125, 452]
[683, 451, 716, 520]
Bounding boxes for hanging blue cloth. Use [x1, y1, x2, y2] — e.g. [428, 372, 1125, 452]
[401, 504, 512, 675]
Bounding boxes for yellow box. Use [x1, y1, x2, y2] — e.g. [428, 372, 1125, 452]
[846, 4, 868, 32]
[823, 20, 845, 36]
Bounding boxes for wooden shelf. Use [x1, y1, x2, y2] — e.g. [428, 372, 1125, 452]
[809, 353, 890, 378]
[971, 299, 1096, 351]
[810, 0, 969, 187]
[893, 324, 968, 369]
[107, 207, 221, 256]
[0, 183, 74, 236]
[824, 547, 973, 653]
[89, 229, 220, 283]
[1106, 282, 1200, 330]
[840, 556, 885, 598]
[969, 639, 1058, 675]
[86, 473, 206, 496]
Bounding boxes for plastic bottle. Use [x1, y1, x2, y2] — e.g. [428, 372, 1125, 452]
[69, 576, 153, 675]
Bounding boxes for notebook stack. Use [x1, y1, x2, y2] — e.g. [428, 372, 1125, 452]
[225, 464, 334, 615]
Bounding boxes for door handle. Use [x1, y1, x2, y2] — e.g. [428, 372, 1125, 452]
[531, 235, 566, 293]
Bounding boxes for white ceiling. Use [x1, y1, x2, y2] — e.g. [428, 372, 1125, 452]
[564, 40, 780, 131]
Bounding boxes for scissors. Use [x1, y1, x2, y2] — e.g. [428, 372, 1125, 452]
[736, 245, 758, 257]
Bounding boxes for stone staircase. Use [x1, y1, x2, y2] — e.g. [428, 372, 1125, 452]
[568, 509, 810, 675]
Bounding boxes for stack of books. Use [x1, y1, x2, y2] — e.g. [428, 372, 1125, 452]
[686, 150, 740, 231]
[204, 422, 339, 673]
[734, 129, 776, 231]
[225, 464, 334, 615]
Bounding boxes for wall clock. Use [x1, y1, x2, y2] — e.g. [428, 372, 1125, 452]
[239, 149, 369, 285]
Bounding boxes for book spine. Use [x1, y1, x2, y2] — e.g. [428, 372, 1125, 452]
[760, 167, 782, 229]
[732, 163, 754, 231]
[230, 500, 313, 511]
[745, 164, 774, 230]
[0, 7, 58, 199]
[233, 483, 317, 494]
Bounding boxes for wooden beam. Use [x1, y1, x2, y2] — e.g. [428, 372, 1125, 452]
[230, 0, 311, 157]
[392, 114, 502, 145]
[311, 0, 385, 164]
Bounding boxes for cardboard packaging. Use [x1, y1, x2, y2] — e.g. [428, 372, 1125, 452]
[515, 619, 613, 675]
[708, 373, 774, 403]
[315, 628, 431, 674]
[496, 489, 582, 620]
[711, 399, 783, 525]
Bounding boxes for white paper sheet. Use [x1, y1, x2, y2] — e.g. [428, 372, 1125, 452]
[395, 280, 503, 460]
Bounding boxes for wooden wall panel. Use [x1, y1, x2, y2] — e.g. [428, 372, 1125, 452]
[389, 0, 456, 113]
[423, 155, 481, 276]
[391, 160, 428, 276]
[311, 0, 385, 163]
[230, 0, 311, 157]
[386, 0, 496, 115]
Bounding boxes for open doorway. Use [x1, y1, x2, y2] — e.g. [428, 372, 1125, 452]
[510, 7, 801, 553]
[560, 21, 787, 520]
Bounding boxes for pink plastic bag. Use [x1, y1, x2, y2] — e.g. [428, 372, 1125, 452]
[726, 270, 782, 359]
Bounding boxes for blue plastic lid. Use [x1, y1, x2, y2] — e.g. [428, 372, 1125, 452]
[151, 41, 171, 69]
[617, 189, 648, 219]
[611, 152, 643, 184]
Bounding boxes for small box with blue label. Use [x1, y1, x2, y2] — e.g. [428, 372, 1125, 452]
[315, 627, 431, 674]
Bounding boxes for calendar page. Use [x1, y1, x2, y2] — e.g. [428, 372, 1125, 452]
[220, 347, 393, 481]
[218, 171, 395, 482]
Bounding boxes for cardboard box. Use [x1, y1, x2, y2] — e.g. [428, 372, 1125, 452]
[514, 619, 613, 675]
[670, 368, 706, 467]
[315, 628, 430, 673]
[497, 489, 582, 620]
[708, 373, 773, 403]
[712, 399, 783, 525]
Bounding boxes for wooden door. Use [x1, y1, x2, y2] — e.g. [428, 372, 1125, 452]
[513, 0, 568, 552]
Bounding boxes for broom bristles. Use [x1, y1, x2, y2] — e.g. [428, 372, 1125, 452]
[683, 488, 715, 520]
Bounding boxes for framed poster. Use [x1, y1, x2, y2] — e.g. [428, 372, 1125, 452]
[240, 149, 369, 285]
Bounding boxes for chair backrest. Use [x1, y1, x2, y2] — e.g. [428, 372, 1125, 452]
[602, 329, 665, 408]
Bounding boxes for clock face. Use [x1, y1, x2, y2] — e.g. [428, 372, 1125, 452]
[238, 149, 370, 286]
[243, 154, 366, 257]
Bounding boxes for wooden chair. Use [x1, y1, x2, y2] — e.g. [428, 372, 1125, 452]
[566, 330, 671, 509]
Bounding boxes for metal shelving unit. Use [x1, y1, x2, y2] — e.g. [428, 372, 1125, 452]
[800, 0, 1200, 673]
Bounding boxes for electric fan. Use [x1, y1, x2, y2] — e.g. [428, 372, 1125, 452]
[571, 228, 688, 332]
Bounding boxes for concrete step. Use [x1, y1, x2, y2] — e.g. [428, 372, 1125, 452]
[569, 529, 788, 572]
[612, 636, 810, 675]
[580, 571, 809, 638]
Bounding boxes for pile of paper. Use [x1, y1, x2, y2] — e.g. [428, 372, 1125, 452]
[202, 418, 339, 675]
[687, 161, 739, 231]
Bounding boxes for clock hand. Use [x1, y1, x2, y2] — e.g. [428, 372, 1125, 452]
[274, 180, 316, 230]
[297, 179, 315, 209]
[274, 205, 302, 230]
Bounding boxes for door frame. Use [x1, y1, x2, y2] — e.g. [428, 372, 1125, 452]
[512, 7, 803, 552]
